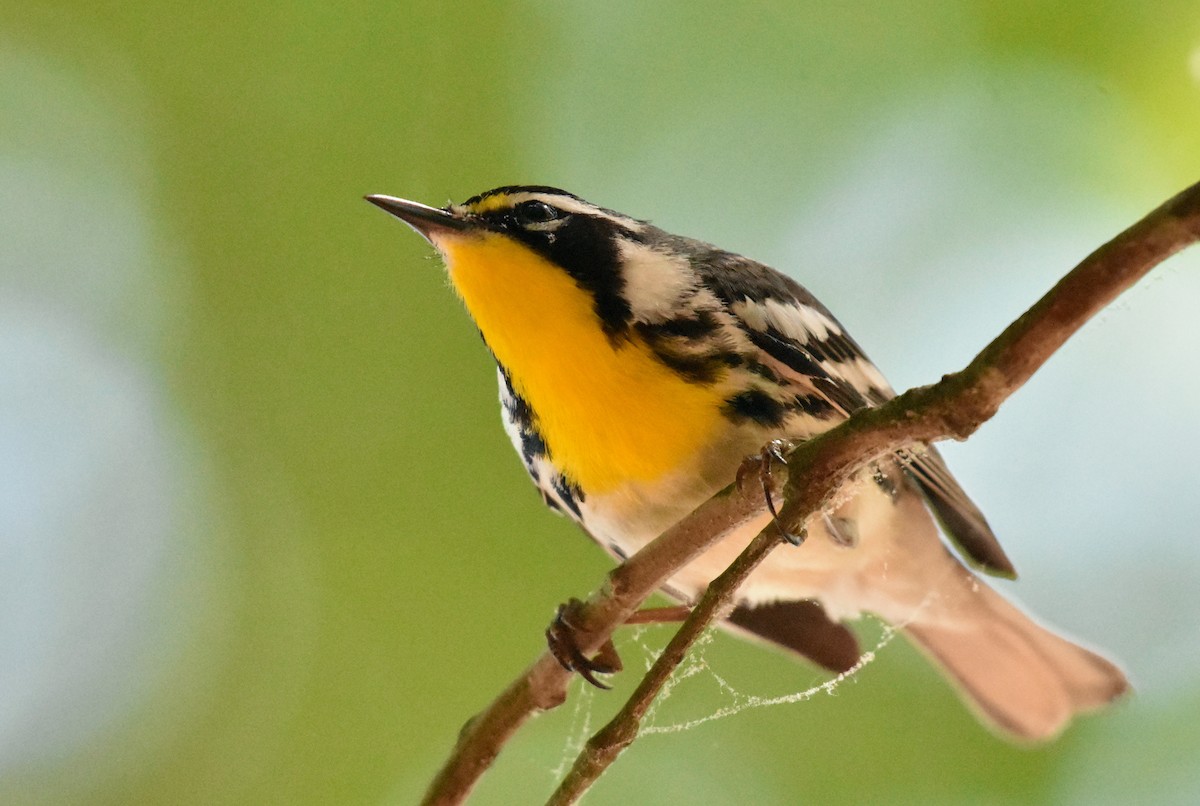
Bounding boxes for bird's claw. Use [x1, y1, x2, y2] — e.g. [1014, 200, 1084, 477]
[737, 439, 805, 546]
[546, 598, 622, 689]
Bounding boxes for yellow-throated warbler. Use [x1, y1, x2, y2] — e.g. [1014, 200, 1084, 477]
[367, 186, 1127, 740]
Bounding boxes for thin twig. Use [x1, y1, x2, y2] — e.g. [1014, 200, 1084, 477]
[422, 180, 1200, 806]
[543, 179, 1200, 802]
[548, 527, 786, 804]
[420, 480, 774, 805]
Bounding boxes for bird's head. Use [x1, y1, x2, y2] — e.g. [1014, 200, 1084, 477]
[366, 186, 663, 339]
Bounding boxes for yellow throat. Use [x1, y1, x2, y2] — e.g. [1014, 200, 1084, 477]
[436, 231, 729, 494]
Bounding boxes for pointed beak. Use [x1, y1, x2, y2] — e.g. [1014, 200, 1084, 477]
[364, 194, 473, 243]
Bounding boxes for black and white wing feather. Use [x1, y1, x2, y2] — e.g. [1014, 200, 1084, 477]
[694, 247, 1016, 578]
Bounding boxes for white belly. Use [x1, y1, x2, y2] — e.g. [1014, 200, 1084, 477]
[581, 470, 977, 628]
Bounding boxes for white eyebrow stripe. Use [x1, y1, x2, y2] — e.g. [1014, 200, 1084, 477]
[465, 191, 646, 231]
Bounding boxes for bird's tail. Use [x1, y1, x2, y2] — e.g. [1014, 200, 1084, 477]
[902, 581, 1129, 741]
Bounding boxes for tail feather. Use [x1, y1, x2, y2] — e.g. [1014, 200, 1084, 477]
[667, 480, 1128, 740]
[904, 585, 1129, 740]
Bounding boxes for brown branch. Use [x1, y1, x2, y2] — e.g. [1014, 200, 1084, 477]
[545, 179, 1200, 802]
[423, 180, 1200, 806]
[420, 479, 775, 805]
[779, 177, 1200, 517]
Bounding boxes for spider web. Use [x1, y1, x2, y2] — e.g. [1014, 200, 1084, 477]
[551, 614, 899, 782]
[551, 560, 952, 770]
[549, 491, 968, 779]
[639, 621, 899, 736]
[550, 676, 596, 781]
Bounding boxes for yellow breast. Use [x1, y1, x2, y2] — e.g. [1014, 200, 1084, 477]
[439, 233, 729, 494]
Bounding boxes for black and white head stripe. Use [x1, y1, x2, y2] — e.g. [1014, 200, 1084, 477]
[460, 185, 581, 207]
[453, 186, 647, 233]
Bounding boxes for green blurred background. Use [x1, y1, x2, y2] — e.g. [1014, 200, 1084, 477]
[3, 2, 1199, 803]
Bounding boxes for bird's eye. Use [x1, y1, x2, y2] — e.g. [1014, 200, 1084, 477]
[514, 200, 560, 226]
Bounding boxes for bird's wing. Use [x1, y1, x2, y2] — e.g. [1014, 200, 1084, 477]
[726, 599, 862, 673]
[658, 578, 861, 673]
[695, 250, 1015, 577]
[900, 445, 1016, 577]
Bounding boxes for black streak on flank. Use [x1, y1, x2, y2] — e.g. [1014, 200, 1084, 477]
[723, 389, 786, 427]
[518, 423, 549, 466]
[498, 366, 530, 428]
[498, 364, 551, 467]
[552, 474, 584, 519]
[541, 489, 563, 514]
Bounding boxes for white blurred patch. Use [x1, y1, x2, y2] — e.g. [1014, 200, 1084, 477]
[0, 42, 215, 771]
[0, 304, 206, 766]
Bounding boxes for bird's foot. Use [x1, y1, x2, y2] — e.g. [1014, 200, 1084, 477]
[737, 438, 805, 546]
[546, 598, 623, 689]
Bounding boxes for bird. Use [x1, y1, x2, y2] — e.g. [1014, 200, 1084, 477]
[366, 185, 1128, 740]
